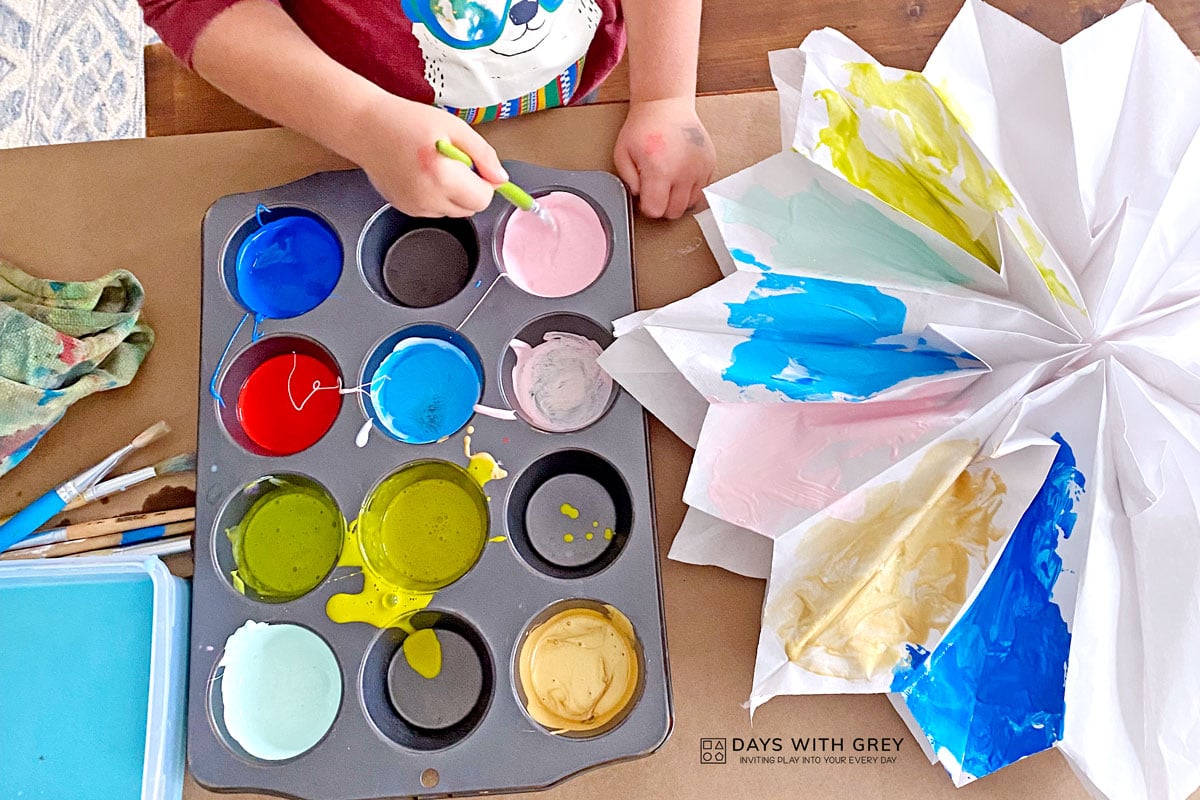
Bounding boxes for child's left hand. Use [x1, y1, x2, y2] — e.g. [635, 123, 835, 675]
[614, 97, 716, 220]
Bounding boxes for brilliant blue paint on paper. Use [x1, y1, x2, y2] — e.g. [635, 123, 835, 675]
[891, 433, 1084, 780]
[721, 267, 979, 401]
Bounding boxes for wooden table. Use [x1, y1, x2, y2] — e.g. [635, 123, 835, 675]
[145, 0, 1200, 137]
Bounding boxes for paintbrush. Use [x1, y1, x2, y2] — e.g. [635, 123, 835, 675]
[0, 453, 196, 528]
[0, 521, 195, 560]
[3, 507, 195, 552]
[0, 421, 171, 552]
[69, 534, 193, 560]
[435, 140, 557, 229]
[64, 452, 196, 511]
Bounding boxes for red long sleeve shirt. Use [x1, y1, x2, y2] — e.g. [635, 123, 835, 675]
[141, 0, 624, 123]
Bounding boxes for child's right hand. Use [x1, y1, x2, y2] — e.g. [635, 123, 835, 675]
[347, 94, 508, 218]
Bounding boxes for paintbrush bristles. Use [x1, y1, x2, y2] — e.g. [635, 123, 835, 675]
[132, 420, 171, 448]
[155, 452, 196, 476]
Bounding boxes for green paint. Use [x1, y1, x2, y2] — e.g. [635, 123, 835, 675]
[722, 182, 974, 286]
[358, 460, 488, 592]
[559, 503, 580, 519]
[403, 628, 443, 679]
[228, 479, 344, 602]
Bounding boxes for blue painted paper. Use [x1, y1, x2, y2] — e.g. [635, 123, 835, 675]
[891, 432, 1084, 780]
[721, 266, 980, 401]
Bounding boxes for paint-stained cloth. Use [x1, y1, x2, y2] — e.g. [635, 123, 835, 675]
[0, 259, 154, 477]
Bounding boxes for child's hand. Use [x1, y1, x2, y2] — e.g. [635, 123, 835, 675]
[348, 95, 507, 218]
[614, 97, 716, 219]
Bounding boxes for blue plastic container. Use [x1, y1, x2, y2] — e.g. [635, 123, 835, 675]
[0, 556, 189, 800]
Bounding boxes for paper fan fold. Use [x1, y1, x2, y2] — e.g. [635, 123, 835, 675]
[598, 2, 1200, 797]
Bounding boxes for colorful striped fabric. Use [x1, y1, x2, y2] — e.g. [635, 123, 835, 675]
[446, 56, 585, 124]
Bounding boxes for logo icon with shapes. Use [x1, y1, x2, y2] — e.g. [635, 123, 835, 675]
[700, 738, 727, 764]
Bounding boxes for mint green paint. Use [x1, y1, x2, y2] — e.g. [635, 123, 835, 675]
[722, 182, 972, 286]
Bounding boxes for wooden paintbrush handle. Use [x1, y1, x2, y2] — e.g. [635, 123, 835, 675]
[0, 521, 195, 560]
[61, 507, 195, 541]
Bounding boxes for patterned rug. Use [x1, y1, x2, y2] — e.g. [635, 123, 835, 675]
[0, 0, 147, 149]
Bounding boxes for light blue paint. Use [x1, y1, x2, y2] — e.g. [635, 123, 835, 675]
[235, 216, 342, 319]
[370, 337, 482, 444]
[721, 269, 979, 401]
[0, 571, 153, 799]
[722, 183, 972, 285]
[891, 432, 1084, 780]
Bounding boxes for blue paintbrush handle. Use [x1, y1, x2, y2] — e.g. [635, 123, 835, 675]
[0, 489, 67, 552]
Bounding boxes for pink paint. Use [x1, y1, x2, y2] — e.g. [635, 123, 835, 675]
[643, 132, 666, 155]
[698, 396, 968, 537]
[500, 191, 607, 298]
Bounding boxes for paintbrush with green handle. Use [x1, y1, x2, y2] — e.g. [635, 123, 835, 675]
[435, 140, 556, 228]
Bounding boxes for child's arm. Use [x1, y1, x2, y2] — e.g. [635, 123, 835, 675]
[178, 0, 506, 217]
[615, 0, 716, 219]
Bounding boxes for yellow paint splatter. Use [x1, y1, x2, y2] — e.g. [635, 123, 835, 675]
[586, 533, 594, 540]
[604, 529, 613, 540]
[403, 628, 443, 680]
[564, 534, 575, 543]
[560, 503, 580, 520]
[464, 432, 508, 486]
[326, 520, 436, 628]
[592, 521, 599, 528]
[489, 535, 507, 543]
[765, 439, 1009, 681]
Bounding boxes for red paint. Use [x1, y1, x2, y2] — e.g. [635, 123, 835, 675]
[643, 132, 666, 155]
[57, 332, 84, 365]
[418, 146, 438, 173]
[236, 352, 341, 456]
[502, 437, 510, 444]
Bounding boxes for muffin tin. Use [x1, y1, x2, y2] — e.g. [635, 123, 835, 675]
[187, 165, 671, 798]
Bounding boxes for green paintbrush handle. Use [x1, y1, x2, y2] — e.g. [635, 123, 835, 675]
[435, 139, 536, 212]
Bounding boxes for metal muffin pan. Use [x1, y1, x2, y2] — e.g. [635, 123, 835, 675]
[187, 165, 672, 799]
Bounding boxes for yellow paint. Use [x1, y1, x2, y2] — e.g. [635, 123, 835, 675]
[814, 62, 1081, 309]
[464, 432, 509, 486]
[328, 447, 508, 629]
[592, 521, 599, 528]
[559, 503, 580, 520]
[403, 628, 443, 679]
[766, 439, 1008, 681]
[326, 520, 437, 628]
[585, 533, 594, 540]
[564, 534, 575, 543]
[1017, 216, 1078, 309]
[603, 529, 613, 540]
[489, 535, 507, 543]
[518, 605, 639, 733]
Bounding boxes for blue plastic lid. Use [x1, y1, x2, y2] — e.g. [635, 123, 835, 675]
[235, 215, 342, 319]
[370, 337, 482, 444]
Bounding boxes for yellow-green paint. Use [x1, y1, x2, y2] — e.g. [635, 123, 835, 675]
[559, 503, 580, 519]
[815, 64, 1010, 269]
[564, 533, 575, 543]
[489, 535, 507, 543]
[327, 449, 508, 629]
[586, 533, 594, 540]
[403, 628, 443, 679]
[813, 62, 1080, 310]
[604, 528, 614, 541]
[592, 521, 599, 527]
[227, 480, 344, 602]
[1017, 216, 1078, 309]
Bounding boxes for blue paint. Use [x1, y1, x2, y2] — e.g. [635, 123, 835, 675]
[723, 183, 973, 285]
[234, 216, 341, 319]
[121, 524, 168, 546]
[369, 337, 482, 444]
[891, 433, 1085, 780]
[721, 269, 980, 401]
